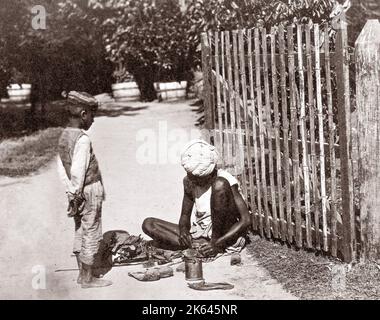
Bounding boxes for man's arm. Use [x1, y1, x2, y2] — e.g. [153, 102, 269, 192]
[213, 185, 250, 248]
[201, 185, 250, 256]
[178, 177, 194, 247]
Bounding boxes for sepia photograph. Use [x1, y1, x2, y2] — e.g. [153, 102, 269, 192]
[1, 0, 380, 305]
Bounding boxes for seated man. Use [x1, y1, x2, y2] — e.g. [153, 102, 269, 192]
[142, 139, 251, 257]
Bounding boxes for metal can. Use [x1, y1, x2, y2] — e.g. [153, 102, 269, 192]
[184, 257, 204, 282]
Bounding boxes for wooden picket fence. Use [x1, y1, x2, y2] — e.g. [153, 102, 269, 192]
[201, 21, 356, 262]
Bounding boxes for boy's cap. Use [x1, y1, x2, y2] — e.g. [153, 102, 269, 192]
[62, 91, 98, 108]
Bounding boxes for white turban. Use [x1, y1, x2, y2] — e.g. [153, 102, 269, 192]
[180, 139, 219, 177]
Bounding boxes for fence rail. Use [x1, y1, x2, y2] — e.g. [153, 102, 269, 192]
[202, 21, 355, 262]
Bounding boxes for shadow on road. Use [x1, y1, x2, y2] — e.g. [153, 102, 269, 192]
[189, 99, 204, 127]
[97, 105, 149, 118]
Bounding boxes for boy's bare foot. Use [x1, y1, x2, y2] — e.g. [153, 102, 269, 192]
[81, 263, 112, 289]
[76, 270, 104, 284]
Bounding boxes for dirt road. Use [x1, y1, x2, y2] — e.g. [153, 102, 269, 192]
[0, 100, 296, 300]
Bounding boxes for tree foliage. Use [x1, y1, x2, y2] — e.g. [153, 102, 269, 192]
[95, 0, 342, 101]
[2, 0, 373, 103]
[0, 0, 32, 96]
[0, 0, 113, 100]
[92, 0, 200, 101]
[190, 0, 336, 31]
[345, 0, 380, 45]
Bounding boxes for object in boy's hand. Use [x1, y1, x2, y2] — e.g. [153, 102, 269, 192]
[67, 193, 85, 217]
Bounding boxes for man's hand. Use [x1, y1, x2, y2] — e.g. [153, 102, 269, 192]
[198, 241, 223, 257]
[179, 228, 192, 248]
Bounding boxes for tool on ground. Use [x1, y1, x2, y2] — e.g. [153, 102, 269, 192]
[55, 257, 183, 273]
[187, 281, 234, 291]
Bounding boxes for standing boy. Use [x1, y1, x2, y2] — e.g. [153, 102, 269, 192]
[57, 91, 112, 289]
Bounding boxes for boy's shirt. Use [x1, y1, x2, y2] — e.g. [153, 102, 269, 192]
[57, 128, 92, 196]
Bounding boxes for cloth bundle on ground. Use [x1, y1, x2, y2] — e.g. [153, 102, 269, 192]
[111, 231, 148, 263]
[92, 230, 147, 277]
[92, 230, 181, 277]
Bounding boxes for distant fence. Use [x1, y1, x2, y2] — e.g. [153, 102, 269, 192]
[201, 21, 357, 262]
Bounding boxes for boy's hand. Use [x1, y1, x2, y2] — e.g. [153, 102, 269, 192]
[179, 228, 192, 248]
[67, 193, 85, 217]
[67, 201, 74, 217]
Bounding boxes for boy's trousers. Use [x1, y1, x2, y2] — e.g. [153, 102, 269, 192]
[73, 181, 104, 265]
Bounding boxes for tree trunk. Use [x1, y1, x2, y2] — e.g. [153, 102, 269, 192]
[133, 67, 157, 102]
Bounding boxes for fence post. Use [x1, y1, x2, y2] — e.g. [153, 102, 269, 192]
[336, 20, 355, 262]
[201, 32, 214, 143]
[355, 19, 380, 262]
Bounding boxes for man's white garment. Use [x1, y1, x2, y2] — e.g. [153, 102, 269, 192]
[190, 169, 240, 239]
[190, 169, 246, 253]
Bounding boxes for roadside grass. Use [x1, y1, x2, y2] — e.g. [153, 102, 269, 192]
[0, 127, 63, 177]
[246, 234, 380, 300]
[0, 100, 69, 139]
[0, 99, 69, 177]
